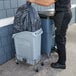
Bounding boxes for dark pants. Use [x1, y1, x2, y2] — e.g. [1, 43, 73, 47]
[54, 10, 72, 65]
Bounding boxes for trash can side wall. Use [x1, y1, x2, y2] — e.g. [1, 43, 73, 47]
[0, 24, 15, 65]
[13, 29, 42, 65]
[41, 18, 55, 55]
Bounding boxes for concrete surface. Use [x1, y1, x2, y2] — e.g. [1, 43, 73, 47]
[0, 24, 76, 76]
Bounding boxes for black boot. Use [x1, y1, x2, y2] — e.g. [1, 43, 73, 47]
[51, 62, 66, 69]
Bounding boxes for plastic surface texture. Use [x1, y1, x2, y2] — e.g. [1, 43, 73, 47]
[0, 24, 15, 64]
[13, 28, 43, 65]
[40, 14, 55, 56]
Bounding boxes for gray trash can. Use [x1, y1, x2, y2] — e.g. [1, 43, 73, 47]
[39, 11, 55, 56]
[13, 28, 43, 65]
[0, 23, 15, 65]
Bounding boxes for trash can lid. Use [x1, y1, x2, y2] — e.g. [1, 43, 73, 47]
[38, 10, 55, 19]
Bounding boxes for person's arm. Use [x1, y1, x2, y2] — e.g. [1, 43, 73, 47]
[28, 0, 56, 6]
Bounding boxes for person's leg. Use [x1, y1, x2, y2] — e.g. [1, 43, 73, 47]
[51, 10, 72, 69]
[51, 11, 64, 53]
[57, 10, 72, 65]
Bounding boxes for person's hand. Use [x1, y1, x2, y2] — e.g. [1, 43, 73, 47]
[27, 0, 35, 3]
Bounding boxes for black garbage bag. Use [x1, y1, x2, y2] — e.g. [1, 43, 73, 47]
[14, 2, 41, 33]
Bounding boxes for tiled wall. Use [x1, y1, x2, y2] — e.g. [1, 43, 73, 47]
[0, 0, 76, 19]
[0, 0, 24, 19]
[71, 0, 76, 4]
[75, 8, 76, 22]
[0, 0, 53, 19]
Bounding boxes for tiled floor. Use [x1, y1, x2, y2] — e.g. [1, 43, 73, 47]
[0, 24, 76, 76]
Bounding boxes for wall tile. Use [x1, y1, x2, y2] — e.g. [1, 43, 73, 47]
[18, 0, 26, 7]
[4, 0, 10, 9]
[10, 0, 18, 8]
[0, 1, 4, 9]
[0, 10, 7, 19]
[6, 9, 14, 17]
